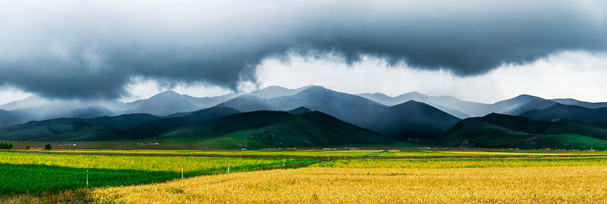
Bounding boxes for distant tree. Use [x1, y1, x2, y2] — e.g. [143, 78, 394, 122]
[45, 144, 52, 150]
[25, 146, 30, 150]
[7, 143, 12, 149]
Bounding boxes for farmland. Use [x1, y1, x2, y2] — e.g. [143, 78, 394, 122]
[1, 150, 607, 203]
[92, 166, 607, 203]
[0, 152, 315, 196]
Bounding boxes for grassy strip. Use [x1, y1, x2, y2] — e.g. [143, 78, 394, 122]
[0, 152, 314, 172]
[311, 157, 607, 169]
[0, 164, 177, 196]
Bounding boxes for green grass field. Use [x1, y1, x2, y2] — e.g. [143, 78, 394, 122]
[0, 152, 315, 196]
[0, 164, 177, 195]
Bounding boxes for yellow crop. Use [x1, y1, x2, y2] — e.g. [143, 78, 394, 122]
[93, 166, 607, 203]
[0, 152, 304, 172]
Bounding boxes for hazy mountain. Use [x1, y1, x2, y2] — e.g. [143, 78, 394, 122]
[480, 94, 546, 116]
[217, 95, 275, 112]
[182, 93, 238, 109]
[0, 96, 116, 122]
[0, 110, 24, 128]
[245, 85, 310, 99]
[550, 98, 607, 109]
[519, 104, 607, 124]
[0, 95, 49, 110]
[121, 91, 199, 116]
[127, 106, 241, 138]
[359, 92, 484, 118]
[503, 99, 556, 116]
[359, 92, 607, 119]
[268, 86, 388, 125]
[157, 110, 391, 149]
[9, 104, 116, 122]
[437, 113, 607, 149]
[363, 101, 461, 142]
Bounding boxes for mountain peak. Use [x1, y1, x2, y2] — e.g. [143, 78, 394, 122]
[143, 90, 188, 101]
[302, 85, 326, 90]
[512, 94, 543, 100]
[397, 91, 426, 98]
[154, 90, 182, 97]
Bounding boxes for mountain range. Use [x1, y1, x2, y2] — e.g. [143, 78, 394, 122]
[0, 85, 605, 149]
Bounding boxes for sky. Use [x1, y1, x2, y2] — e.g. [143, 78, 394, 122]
[0, 0, 606, 105]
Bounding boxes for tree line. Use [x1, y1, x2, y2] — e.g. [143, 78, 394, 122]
[0, 142, 13, 149]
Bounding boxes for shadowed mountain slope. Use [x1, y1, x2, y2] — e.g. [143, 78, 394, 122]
[437, 113, 607, 149]
[126, 106, 241, 138]
[363, 101, 461, 142]
[157, 110, 391, 149]
[519, 103, 607, 124]
[0, 110, 24, 128]
[551, 98, 607, 109]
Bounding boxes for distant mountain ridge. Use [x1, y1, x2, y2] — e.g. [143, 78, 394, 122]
[358, 92, 482, 118]
[550, 98, 607, 109]
[0, 85, 606, 148]
[216, 86, 461, 142]
[2, 85, 606, 123]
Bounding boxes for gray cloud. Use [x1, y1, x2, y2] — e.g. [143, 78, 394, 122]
[0, 0, 605, 100]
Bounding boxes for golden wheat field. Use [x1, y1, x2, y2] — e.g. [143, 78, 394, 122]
[91, 166, 607, 203]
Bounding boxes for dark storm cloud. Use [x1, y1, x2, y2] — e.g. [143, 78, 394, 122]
[0, 0, 605, 99]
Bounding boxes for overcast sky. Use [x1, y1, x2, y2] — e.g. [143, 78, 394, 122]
[0, 0, 606, 105]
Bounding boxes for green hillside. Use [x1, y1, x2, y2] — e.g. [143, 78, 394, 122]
[126, 106, 240, 138]
[0, 121, 133, 141]
[157, 111, 391, 149]
[437, 113, 607, 149]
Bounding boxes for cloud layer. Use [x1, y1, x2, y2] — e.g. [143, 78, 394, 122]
[0, 0, 605, 100]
